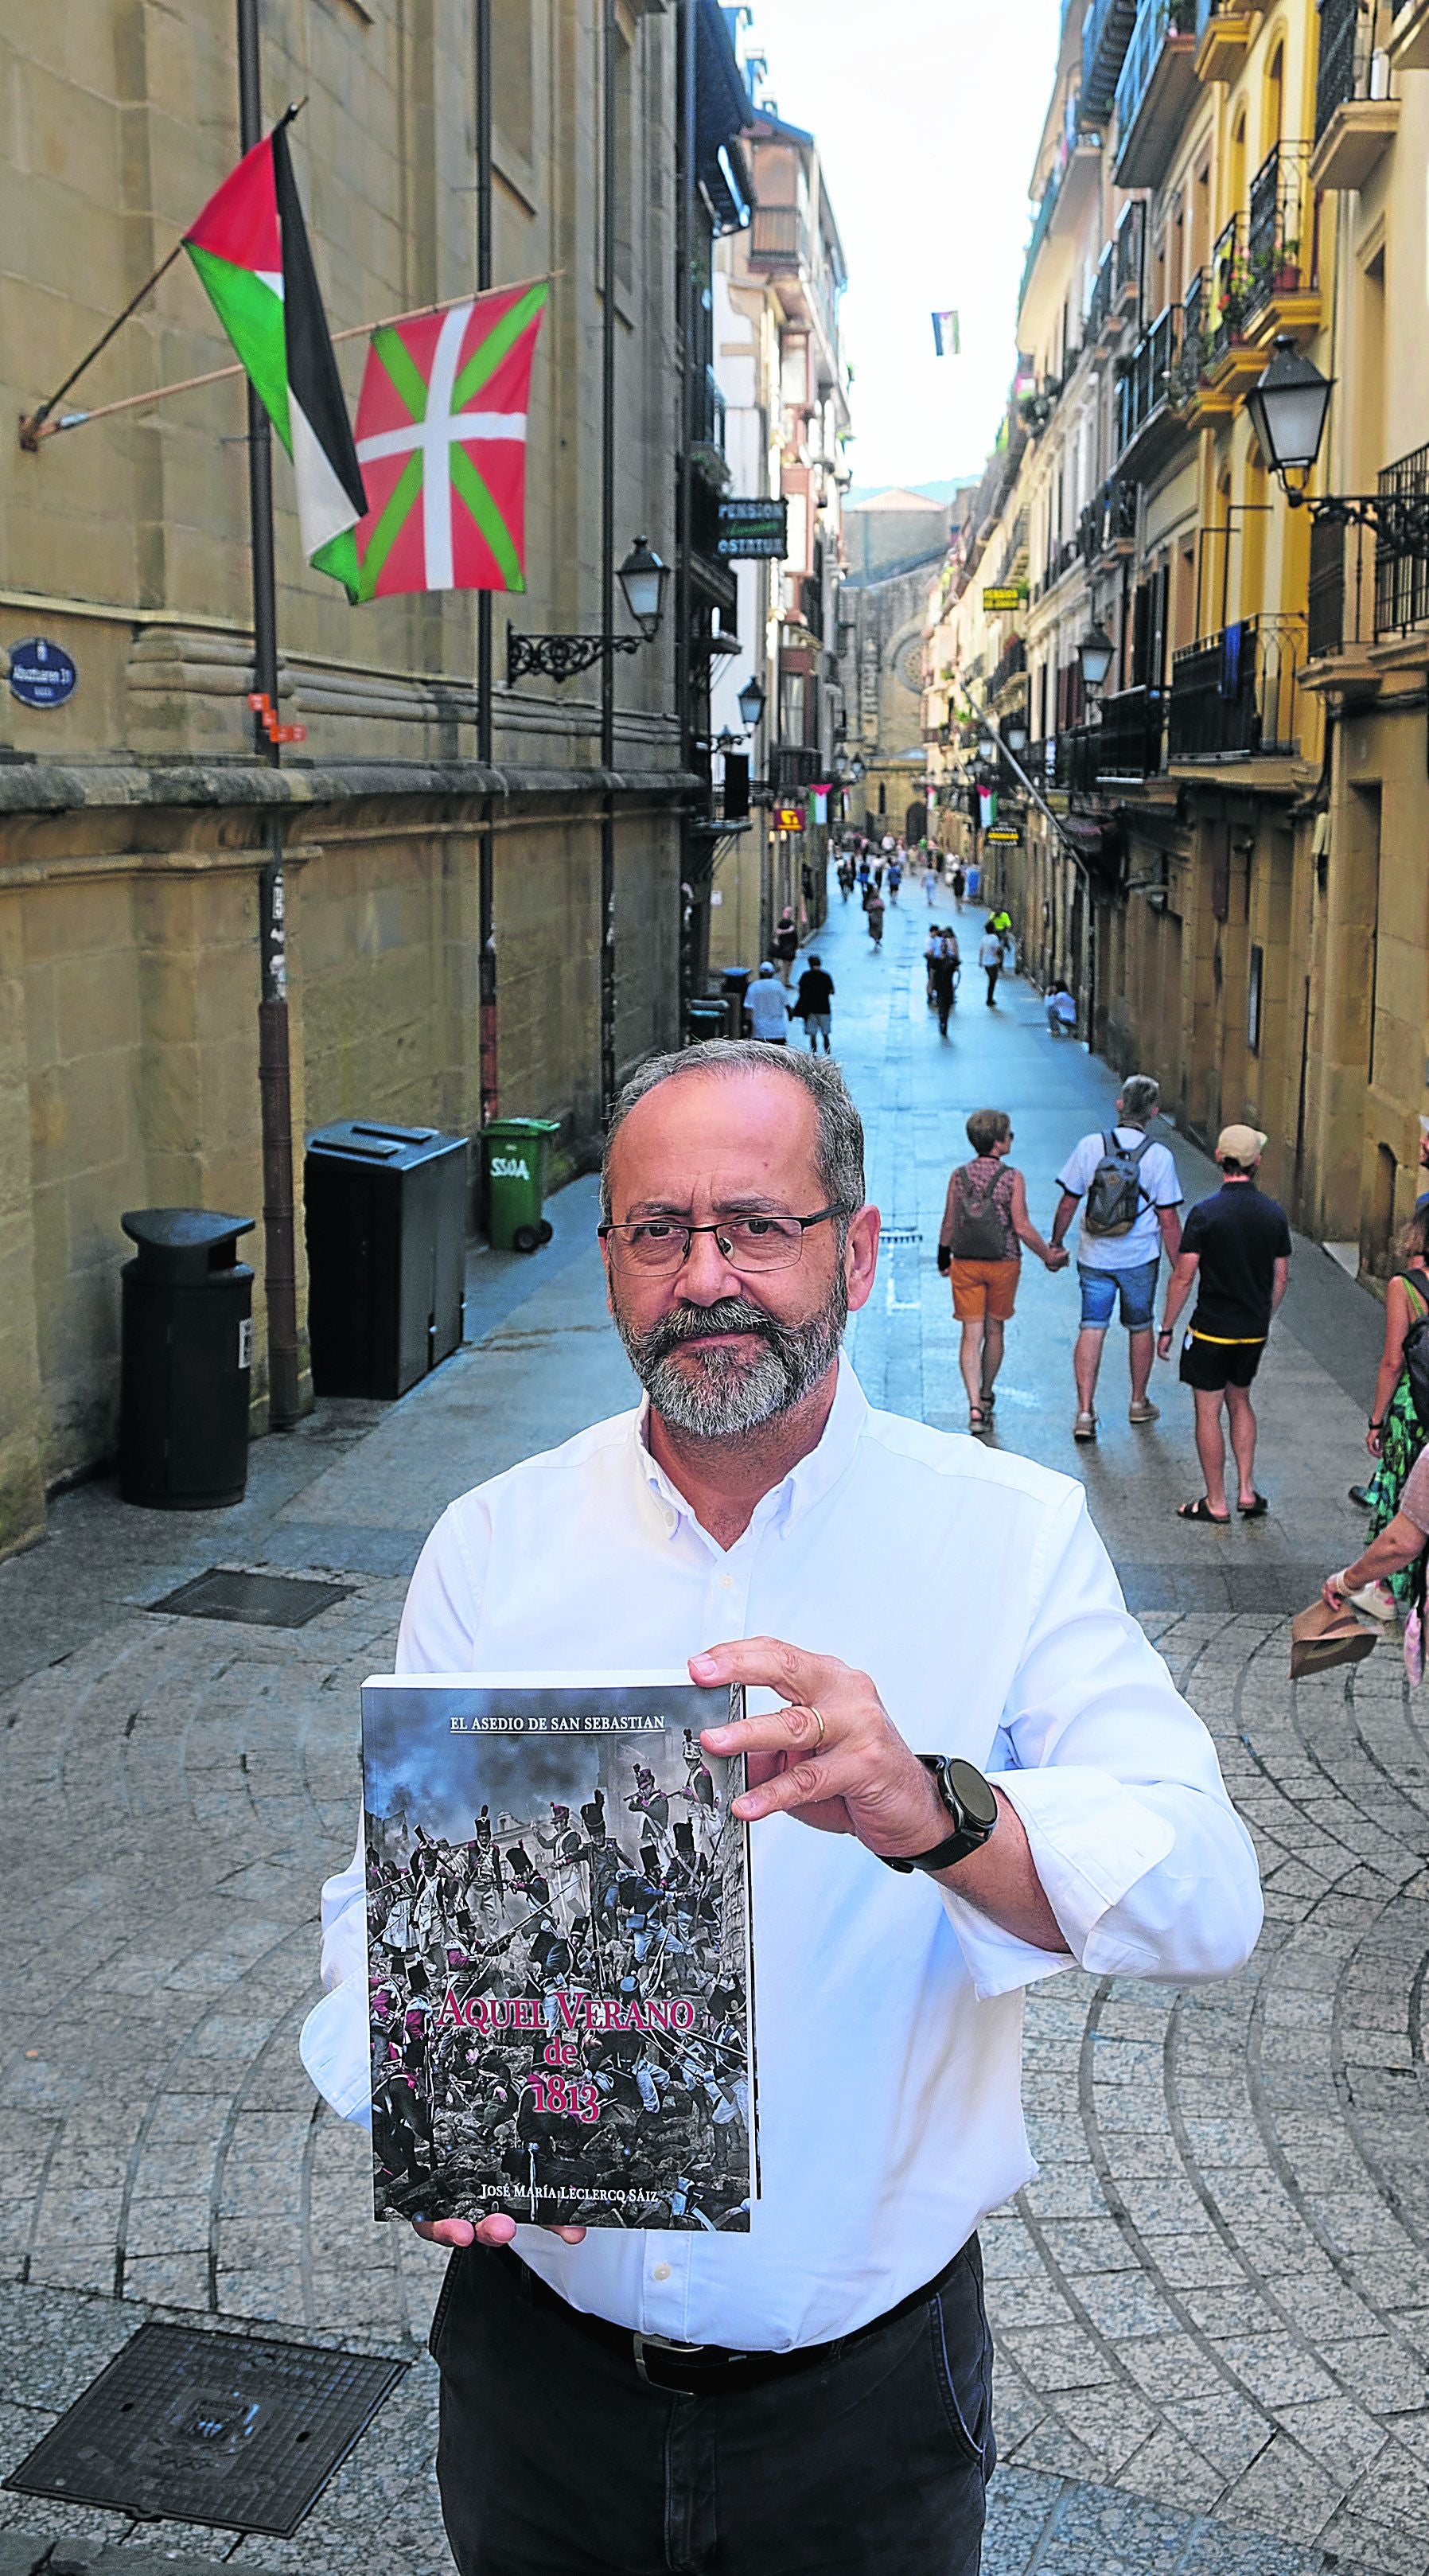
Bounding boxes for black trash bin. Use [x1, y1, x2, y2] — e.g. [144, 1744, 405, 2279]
[686, 998, 727, 1046]
[720, 967, 752, 1036]
[305, 1120, 467, 1400]
[119, 1208, 255, 1508]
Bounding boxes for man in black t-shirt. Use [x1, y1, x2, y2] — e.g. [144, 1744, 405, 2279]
[1156, 1124, 1291, 1524]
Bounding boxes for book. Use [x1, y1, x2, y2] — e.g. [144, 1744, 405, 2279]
[362, 1672, 759, 2231]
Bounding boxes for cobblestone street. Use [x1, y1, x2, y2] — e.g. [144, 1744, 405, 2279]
[2, 879, 1425, 2576]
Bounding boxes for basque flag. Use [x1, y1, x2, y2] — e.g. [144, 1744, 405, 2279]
[184, 119, 367, 596]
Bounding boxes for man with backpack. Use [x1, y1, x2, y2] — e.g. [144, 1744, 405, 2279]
[1049, 1076, 1184, 1443]
[1156, 1126, 1292, 1522]
[937, 1109, 1067, 1433]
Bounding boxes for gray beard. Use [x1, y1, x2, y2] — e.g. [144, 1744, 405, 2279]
[613, 1283, 848, 1440]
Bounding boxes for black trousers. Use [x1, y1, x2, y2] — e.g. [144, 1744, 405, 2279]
[430, 2238, 995, 2576]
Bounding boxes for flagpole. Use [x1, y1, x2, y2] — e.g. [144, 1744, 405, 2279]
[238, 0, 302, 1431]
[599, 0, 618, 1126]
[475, 0, 500, 1145]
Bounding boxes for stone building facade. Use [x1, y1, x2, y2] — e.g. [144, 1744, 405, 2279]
[0, 0, 743, 1558]
[839, 489, 952, 842]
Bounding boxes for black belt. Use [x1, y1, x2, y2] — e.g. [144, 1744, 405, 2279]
[512, 2239, 971, 2397]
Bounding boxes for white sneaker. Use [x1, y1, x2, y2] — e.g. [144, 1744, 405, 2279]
[1343, 1577, 1397, 1622]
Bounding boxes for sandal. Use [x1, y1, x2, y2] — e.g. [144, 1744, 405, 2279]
[1178, 1498, 1231, 1524]
[1238, 1494, 1269, 1518]
[968, 1408, 990, 1435]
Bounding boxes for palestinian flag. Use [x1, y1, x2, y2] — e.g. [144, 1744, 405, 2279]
[349, 282, 549, 599]
[184, 121, 367, 594]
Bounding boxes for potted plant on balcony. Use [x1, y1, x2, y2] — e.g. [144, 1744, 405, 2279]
[1217, 251, 1255, 345]
[1272, 236, 1301, 297]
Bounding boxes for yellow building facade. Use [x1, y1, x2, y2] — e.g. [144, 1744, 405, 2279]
[933, 0, 1429, 1286]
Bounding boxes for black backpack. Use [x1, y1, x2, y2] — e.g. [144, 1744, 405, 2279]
[1084, 1130, 1155, 1237]
[950, 1163, 1010, 1261]
[1401, 1269, 1429, 1432]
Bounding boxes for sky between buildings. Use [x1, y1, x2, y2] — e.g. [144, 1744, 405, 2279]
[745, 0, 1062, 493]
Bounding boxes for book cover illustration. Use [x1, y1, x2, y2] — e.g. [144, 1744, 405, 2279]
[362, 1674, 758, 2231]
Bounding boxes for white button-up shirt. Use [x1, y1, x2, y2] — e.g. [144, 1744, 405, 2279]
[302, 1358, 1261, 2353]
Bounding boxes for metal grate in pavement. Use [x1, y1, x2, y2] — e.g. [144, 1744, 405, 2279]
[3, 2323, 405, 2537]
[148, 1568, 353, 1627]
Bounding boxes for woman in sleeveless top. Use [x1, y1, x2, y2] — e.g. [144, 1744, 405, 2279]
[1363, 1207, 1429, 1609]
[936, 1109, 1066, 1435]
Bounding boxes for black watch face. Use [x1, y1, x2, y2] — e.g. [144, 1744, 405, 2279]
[947, 1759, 999, 1831]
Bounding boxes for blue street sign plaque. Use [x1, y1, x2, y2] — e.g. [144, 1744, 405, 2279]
[7, 637, 77, 708]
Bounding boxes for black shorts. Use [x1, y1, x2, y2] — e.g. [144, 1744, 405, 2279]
[1178, 1331, 1265, 1392]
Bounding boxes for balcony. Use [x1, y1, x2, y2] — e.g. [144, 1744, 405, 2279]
[1389, 0, 1429, 70]
[1088, 244, 1115, 341]
[1092, 685, 1166, 777]
[1081, 0, 1140, 125]
[1303, 445, 1429, 676]
[770, 745, 821, 792]
[1313, 0, 1399, 189]
[1042, 533, 1082, 597]
[1193, 216, 1269, 402]
[1080, 476, 1139, 565]
[749, 204, 812, 272]
[1243, 142, 1321, 343]
[692, 363, 726, 452]
[1114, 0, 1200, 189]
[1167, 616, 1303, 763]
[989, 634, 1028, 703]
[1194, 0, 1259, 81]
[1114, 303, 1184, 474]
[1114, 199, 1146, 317]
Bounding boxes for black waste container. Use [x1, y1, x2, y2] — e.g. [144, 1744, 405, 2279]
[119, 1208, 255, 1508]
[720, 967, 752, 1036]
[305, 1120, 467, 1401]
[685, 997, 726, 1046]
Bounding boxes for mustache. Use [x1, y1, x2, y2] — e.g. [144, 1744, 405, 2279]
[636, 1298, 784, 1360]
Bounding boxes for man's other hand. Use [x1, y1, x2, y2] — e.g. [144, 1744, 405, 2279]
[692, 1638, 948, 1859]
[414, 2215, 586, 2249]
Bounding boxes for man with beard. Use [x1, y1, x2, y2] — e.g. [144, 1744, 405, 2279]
[305, 1039, 1262, 2576]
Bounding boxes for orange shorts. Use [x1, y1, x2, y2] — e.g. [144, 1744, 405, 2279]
[949, 1257, 1019, 1323]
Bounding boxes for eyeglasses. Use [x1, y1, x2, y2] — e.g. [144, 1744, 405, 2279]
[598, 1205, 847, 1276]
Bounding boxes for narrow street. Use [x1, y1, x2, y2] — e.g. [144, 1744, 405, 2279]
[1, 887, 1424, 2576]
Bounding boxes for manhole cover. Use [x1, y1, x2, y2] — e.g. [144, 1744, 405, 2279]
[4, 2325, 405, 2537]
[148, 1569, 353, 1628]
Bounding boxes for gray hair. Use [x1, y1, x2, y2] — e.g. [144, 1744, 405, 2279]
[1118, 1074, 1161, 1125]
[602, 1039, 866, 1221]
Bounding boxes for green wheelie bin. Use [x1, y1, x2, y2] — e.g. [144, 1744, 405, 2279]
[483, 1117, 560, 1252]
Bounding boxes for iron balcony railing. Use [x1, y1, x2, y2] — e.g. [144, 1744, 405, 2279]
[1245, 142, 1314, 318]
[692, 364, 726, 451]
[1088, 245, 1115, 337]
[1168, 616, 1302, 759]
[1306, 444, 1429, 655]
[1208, 215, 1243, 364]
[1316, 0, 1390, 137]
[1061, 687, 1165, 787]
[1115, 198, 1145, 310]
[1168, 269, 1207, 403]
[1115, 304, 1182, 456]
[1043, 532, 1081, 593]
[989, 634, 1028, 700]
[769, 745, 821, 791]
[1113, 0, 1197, 146]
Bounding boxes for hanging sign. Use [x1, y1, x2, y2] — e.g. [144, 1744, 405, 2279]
[7, 637, 77, 707]
[986, 825, 1022, 845]
[717, 497, 789, 559]
[981, 586, 1024, 613]
[776, 805, 805, 832]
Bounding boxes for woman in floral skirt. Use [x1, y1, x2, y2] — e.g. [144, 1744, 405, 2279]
[1360, 1207, 1429, 1615]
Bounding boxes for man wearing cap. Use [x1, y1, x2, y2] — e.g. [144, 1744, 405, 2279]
[1157, 1125, 1291, 1523]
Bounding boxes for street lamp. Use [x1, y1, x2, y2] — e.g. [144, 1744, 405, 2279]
[1245, 338, 1334, 487]
[508, 534, 669, 682]
[1005, 719, 1029, 753]
[850, 754, 866, 781]
[737, 672, 767, 731]
[1077, 623, 1115, 697]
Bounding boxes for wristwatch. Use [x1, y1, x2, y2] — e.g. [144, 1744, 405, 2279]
[879, 1755, 999, 1876]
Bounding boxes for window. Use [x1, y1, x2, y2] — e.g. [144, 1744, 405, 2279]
[1248, 943, 1264, 1053]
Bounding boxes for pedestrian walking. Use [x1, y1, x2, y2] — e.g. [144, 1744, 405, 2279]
[929, 930, 960, 1038]
[872, 862, 885, 892]
[745, 961, 791, 1044]
[950, 863, 966, 912]
[837, 859, 855, 904]
[979, 925, 1006, 1007]
[307, 1039, 1260, 2576]
[887, 860, 902, 902]
[965, 858, 981, 902]
[937, 1109, 1067, 1432]
[865, 888, 885, 947]
[792, 954, 835, 1054]
[1351, 1202, 1429, 1602]
[1049, 1075, 1185, 1442]
[773, 909, 799, 987]
[1155, 1126, 1291, 1522]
